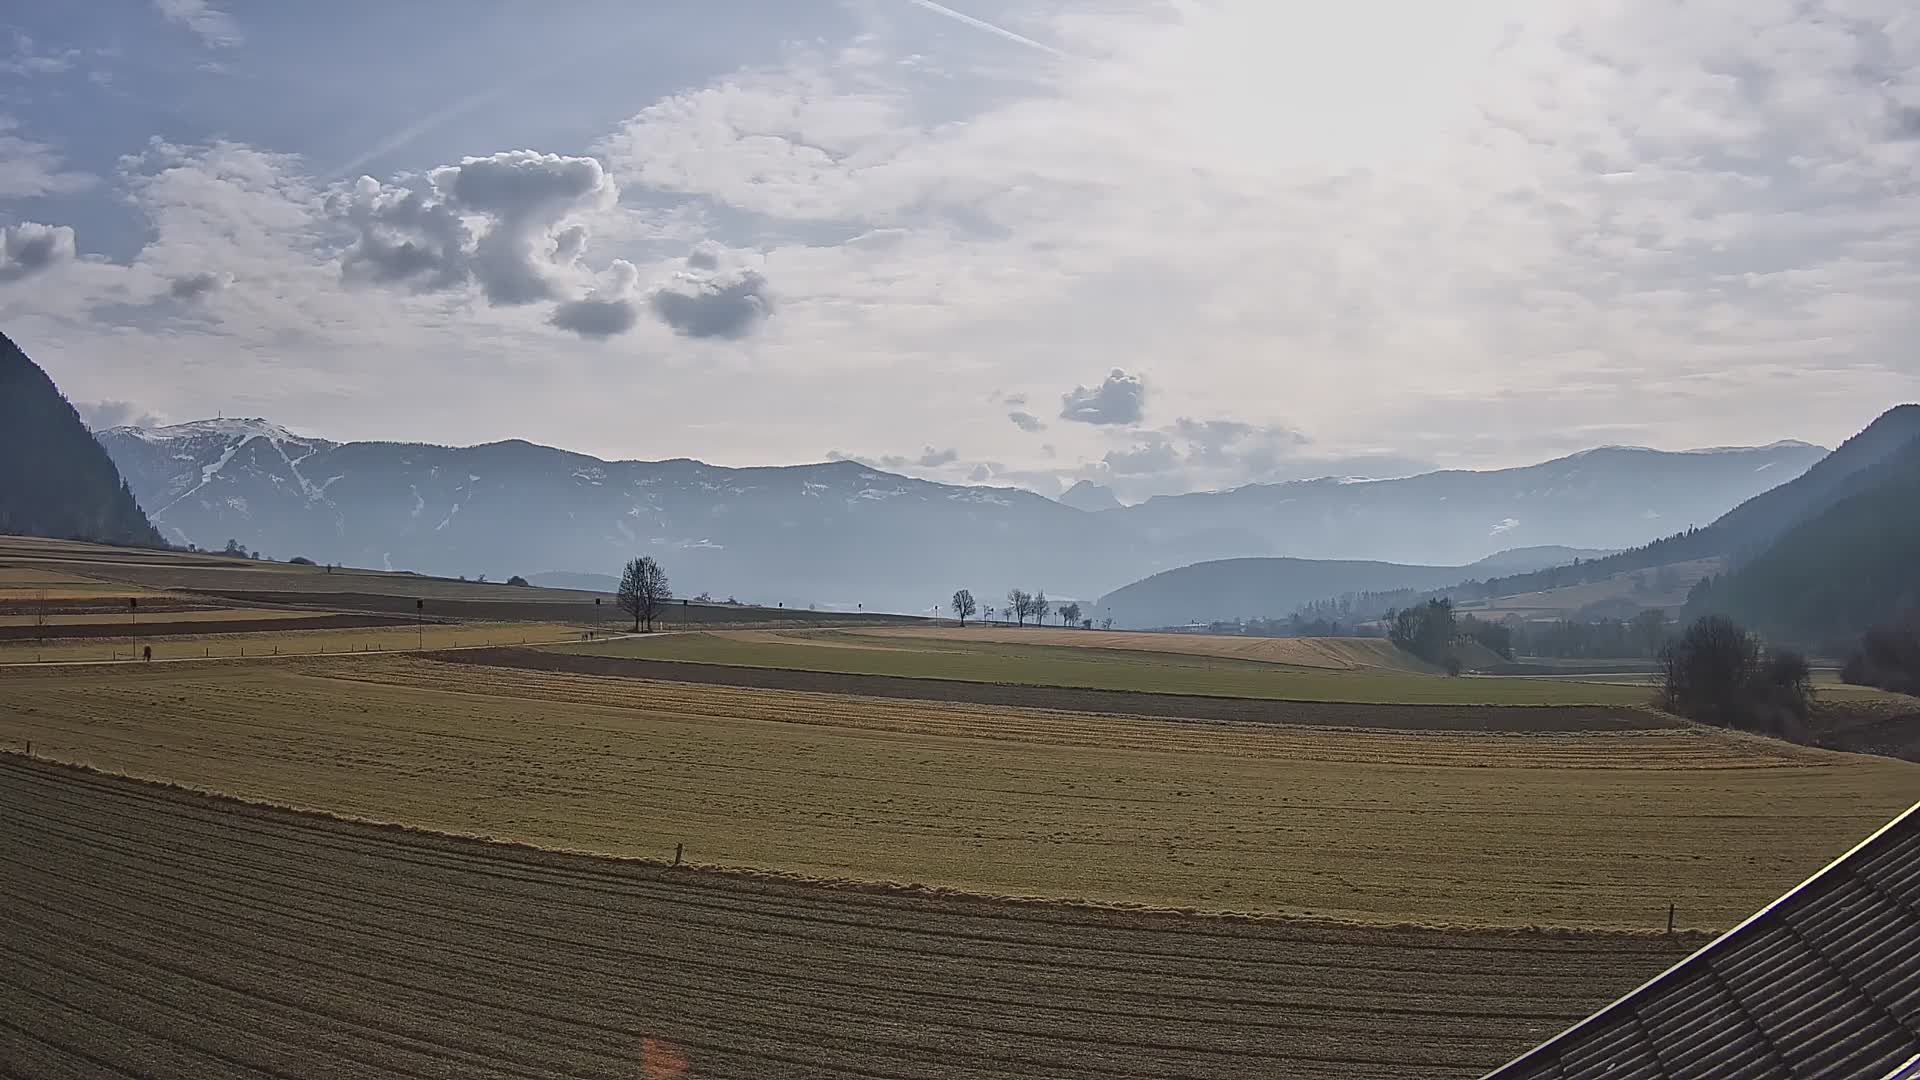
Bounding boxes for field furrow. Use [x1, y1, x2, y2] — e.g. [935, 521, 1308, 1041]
[0, 757, 1693, 1080]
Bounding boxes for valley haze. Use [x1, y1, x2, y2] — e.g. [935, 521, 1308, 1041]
[98, 416, 1825, 616]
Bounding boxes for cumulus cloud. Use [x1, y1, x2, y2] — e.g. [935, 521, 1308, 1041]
[327, 150, 615, 306]
[153, 0, 241, 47]
[1008, 410, 1045, 432]
[1059, 369, 1145, 426]
[75, 400, 163, 430]
[550, 259, 640, 339]
[650, 247, 772, 339]
[168, 270, 230, 301]
[917, 446, 958, 466]
[0, 222, 76, 283]
[968, 463, 992, 482]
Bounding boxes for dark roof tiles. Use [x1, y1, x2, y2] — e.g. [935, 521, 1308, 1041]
[1488, 804, 1920, 1080]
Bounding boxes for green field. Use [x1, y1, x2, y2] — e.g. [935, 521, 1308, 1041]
[552, 629, 1656, 705]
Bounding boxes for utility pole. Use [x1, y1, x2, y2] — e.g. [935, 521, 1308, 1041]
[129, 597, 138, 659]
[416, 598, 424, 651]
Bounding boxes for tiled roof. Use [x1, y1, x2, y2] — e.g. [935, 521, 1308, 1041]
[1486, 802, 1920, 1080]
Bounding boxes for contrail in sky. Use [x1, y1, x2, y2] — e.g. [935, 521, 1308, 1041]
[899, 0, 1066, 57]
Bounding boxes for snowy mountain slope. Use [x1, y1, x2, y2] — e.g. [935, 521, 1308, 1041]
[97, 420, 1829, 611]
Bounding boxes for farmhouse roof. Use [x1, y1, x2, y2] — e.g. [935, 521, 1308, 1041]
[1485, 801, 1920, 1080]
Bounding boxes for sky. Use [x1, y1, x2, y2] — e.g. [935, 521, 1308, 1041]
[2, 0, 1918, 502]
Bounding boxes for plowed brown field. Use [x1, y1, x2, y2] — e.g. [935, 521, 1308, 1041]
[3, 657, 1912, 929]
[0, 755, 1697, 1080]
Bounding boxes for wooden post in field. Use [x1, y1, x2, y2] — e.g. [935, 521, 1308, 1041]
[24, 740, 30, 758]
[1667, 903, 1675, 934]
[674, 843, 683, 867]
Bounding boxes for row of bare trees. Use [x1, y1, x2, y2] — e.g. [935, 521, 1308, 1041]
[949, 588, 1087, 629]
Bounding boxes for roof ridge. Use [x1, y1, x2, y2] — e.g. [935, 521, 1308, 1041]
[1483, 800, 1920, 1078]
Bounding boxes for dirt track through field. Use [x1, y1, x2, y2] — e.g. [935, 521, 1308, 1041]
[463, 647, 1668, 731]
[0, 755, 1694, 1080]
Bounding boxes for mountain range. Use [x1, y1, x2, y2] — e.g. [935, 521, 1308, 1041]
[1118, 405, 1920, 640]
[94, 414, 1827, 613]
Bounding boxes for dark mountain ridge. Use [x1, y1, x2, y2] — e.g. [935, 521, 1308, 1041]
[0, 332, 162, 548]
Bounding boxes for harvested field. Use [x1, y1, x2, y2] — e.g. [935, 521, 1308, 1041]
[0, 621, 583, 663]
[0, 612, 412, 641]
[199, 589, 922, 629]
[467, 647, 1671, 731]
[865, 627, 1439, 671]
[555, 630, 1653, 705]
[0, 607, 335, 627]
[0, 755, 1698, 1080]
[2, 657, 1912, 928]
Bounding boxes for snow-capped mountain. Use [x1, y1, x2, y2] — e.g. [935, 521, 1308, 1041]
[96, 419, 1830, 612]
[97, 421, 1192, 610]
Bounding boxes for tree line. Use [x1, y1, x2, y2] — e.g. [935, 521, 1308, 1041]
[949, 588, 1102, 629]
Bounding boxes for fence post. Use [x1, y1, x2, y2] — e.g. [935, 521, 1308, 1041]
[1667, 903, 1675, 934]
[674, 843, 684, 867]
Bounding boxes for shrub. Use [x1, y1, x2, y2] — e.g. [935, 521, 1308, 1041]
[288, 556, 315, 566]
[1842, 614, 1920, 696]
[506, 575, 530, 587]
[1658, 615, 1810, 735]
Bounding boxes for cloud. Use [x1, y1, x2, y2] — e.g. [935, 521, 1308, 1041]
[0, 117, 95, 198]
[1007, 410, 1045, 432]
[551, 259, 640, 339]
[1102, 433, 1179, 475]
[968, 463, 992, 482]
[1, 32, 78, 76]
[327, 151, 616, 306]
[0, 222, 76, 283]
[154, 0, 241, 47]
[917, 446, 958, 466]
[649, 249, 773, 338]
[75, 400, 163, 430]
[167, 271, 230, 301]
[1059, 369, 1144, 426]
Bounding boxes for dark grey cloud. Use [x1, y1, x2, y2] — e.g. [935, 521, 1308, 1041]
[685, 243, 721, 271]
[0, 221, 75, 282]
[327, 151, 614, 306]
[1060, 369, 1145, 425]
[550, 296, 638, 338]
[1008, 409, 1045, 432]
[168, 271, 227, 301]
[550, 259, 640, 339]
[76, 400, 161, 430]
[917, 446, 958, 467]
[650, 254, 772, 338]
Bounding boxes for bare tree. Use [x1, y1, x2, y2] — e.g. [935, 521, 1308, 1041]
[1007, 588, 1030, 627]
[1031, 590, 1050, 628]
[1059, 601, 1082, 628]
[617, 556, 673, 632]
[34, 588, 48, 645]
[951, 588, 978, 627]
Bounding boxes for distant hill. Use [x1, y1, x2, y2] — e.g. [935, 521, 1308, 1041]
[1096, 550, 1594, 629]
[1701, 432, 1920, 650]
[1057, 480, 1122, 513]
[0, 332, 163, 548]
[1105, 442, 1828, 565]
